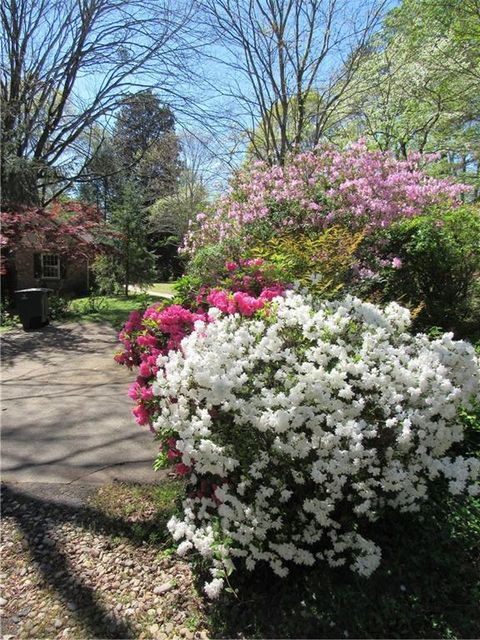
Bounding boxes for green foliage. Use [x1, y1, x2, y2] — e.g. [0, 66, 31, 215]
[250, 227, 364, 298]
[459, 399, 480, 458]
[180, 244, 242, 300]
[205, 491, 480, 639]
[382, 205, 480, 330]
[189, 244, 229, 278]
[0, 298, 19, 329]
[335, 0, 480, 192]
[174, 273, 203, 305]
[48, 294, 71, 320]
[113, 90, 180, 206]
[91, 254, 124, 295]
[149, 179, 208, 239]
[109, 181, 157, 295]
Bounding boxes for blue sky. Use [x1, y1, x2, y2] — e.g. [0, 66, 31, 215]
[54, 0, 398, 190]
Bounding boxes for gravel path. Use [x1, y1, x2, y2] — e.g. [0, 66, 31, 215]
[0, 482, 209, 640]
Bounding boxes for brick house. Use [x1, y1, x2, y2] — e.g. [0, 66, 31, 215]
[10, 248, 90, 296]
[1, 202, 111, 301]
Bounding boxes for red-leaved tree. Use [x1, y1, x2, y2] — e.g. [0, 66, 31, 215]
[0, 201, 118, 278]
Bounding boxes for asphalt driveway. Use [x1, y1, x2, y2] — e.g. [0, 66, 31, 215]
[1, 322, 159, 484]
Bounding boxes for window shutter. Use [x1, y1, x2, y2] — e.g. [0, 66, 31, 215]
[60, 256, 68, 279]
[33, 253, 42, 278]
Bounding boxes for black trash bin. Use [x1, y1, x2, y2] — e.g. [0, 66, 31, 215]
[14, 288, 52, 330]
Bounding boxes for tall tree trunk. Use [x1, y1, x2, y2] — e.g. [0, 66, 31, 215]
[124, 237, 130, 296]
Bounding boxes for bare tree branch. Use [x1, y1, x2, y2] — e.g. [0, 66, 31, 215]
[0, 0, 202, 203]
[201, 0, 388, 164]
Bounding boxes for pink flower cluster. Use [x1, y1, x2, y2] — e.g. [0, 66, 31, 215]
[194, 258, 288, 307]
[115, 304, 208, 428]
[207, 287, 282, 317]
[181, 141, 467, 255]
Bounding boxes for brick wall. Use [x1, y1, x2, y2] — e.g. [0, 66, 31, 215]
[13, 248, 90, 296]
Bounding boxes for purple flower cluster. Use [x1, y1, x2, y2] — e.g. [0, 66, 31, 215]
[181, 142, 467, 255]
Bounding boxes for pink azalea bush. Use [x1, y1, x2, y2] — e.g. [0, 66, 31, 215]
[115, 304, 209, 427]
[179, 255, 289, 308]
[181, 141, 466, 256]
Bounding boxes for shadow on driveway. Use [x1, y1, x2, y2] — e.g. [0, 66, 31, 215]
[1, 321, 157, 484]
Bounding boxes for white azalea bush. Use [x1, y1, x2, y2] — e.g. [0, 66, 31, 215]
[151, 292, 480, 598]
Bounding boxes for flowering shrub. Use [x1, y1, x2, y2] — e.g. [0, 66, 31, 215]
[176, 256, 288, 307]
[115, 268, 287, 427]
[181, 142, 466, 256]
[148, 293, 479, 598]
[115, 304, 208, 427]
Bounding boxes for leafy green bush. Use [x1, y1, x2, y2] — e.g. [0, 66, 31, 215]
[0, 298, 19, 328]
[91, 254, 124, 295]
[371, 205, 480, 331]
[250, 226, 364, 298]
[187, 244, 232, 282]
[177, 242, 244, 304]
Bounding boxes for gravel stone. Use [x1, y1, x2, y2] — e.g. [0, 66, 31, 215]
[154, 582, 174, 595]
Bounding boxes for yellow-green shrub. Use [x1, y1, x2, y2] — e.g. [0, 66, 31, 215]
[250, 226, 364, 298]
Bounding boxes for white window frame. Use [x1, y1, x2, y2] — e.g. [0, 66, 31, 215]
[41, 253, 61, 279]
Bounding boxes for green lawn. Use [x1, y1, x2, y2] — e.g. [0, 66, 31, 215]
[0, 290, 174, 333]
[66, 293, 161, 328]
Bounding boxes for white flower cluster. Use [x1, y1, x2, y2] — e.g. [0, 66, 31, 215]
[152, 292, 480, 598]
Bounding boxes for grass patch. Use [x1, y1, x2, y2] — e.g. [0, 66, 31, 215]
[66, 293, 161, 328]
[88, 479, 185, 546]
[0, 323, 19, 333]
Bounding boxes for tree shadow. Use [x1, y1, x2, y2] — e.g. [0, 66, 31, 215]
[1, 321, 118, 367]
[0, 481, 174, 639]
[203, 492, 480, 639]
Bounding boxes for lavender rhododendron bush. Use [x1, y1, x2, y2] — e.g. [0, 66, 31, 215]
[119, 292, 479, 598]
[181, 142, 466, 257]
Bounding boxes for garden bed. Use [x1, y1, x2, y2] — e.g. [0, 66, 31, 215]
[1, 481, 479, 639]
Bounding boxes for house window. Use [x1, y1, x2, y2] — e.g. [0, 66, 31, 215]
[41, 253, 61, 279]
